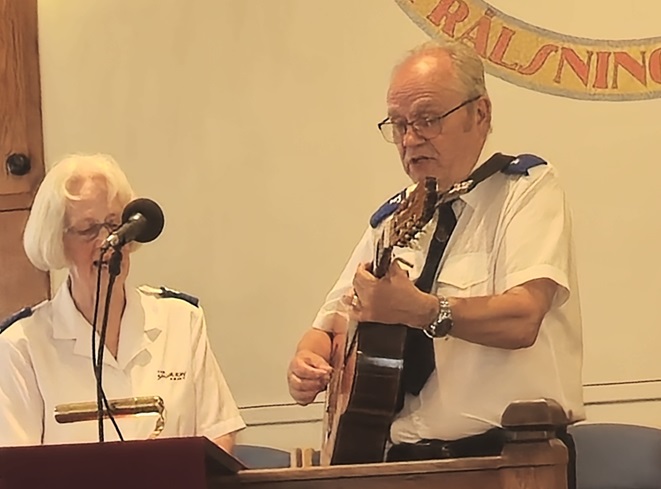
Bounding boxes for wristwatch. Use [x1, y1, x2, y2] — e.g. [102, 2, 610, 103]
[423, 296, 453, 339]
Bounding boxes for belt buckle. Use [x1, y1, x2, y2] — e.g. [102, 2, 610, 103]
[438, 442, 453, 459]
[418, 439, 455, 460]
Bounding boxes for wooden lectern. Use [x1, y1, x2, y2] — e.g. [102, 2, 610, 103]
[0, 399, 570, 489]
[0, 436, 244, 489]
[215, 399, 570, 489]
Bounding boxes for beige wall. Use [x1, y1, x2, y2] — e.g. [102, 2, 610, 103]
[37, 0, 661, 450]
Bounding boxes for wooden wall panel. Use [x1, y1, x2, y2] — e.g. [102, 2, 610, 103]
[0, 210, 48, 319]
[0, 0, 49, 320]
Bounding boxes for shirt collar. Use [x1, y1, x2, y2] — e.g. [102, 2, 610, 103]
[50, 280, 91, 341]
[51, 278, 161, 369]
[457, 142, 496, 211]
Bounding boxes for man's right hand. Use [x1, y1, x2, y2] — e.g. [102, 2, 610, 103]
[287, 349, 332, 405]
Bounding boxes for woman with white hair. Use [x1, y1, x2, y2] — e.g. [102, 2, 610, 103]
[0, 154, 244, 452]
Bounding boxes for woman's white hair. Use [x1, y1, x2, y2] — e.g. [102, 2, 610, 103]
[394, 40, 488, 98]
[23, 153, 135, 271]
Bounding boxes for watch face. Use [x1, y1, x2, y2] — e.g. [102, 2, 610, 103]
[437, 317, 453, 336]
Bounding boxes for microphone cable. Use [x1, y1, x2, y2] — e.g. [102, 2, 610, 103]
[92, 247, 124, 442]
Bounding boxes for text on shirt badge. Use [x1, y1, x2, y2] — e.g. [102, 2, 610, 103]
[157, 370, 187, 381]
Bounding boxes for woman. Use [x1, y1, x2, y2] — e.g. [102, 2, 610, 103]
[0, 154, 245, 452]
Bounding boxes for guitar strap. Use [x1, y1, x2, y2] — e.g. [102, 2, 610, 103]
[400, 152, 517, 398]
[449, 151, 518, 197]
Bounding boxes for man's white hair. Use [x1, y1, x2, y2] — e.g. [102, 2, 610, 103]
[394, 40, 488, 98]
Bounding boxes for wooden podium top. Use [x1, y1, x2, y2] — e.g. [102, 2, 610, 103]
[213, 439, 568, 489]
[215, 399, 571, 489]
[0, 436, 244, 489]
[0, 400, 570, 489]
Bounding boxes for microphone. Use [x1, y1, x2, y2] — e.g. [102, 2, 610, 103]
[102, 198, 165, 251]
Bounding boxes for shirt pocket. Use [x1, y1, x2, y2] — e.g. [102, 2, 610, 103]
[436, 252, 491, 296]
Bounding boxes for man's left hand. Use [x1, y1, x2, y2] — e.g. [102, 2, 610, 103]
[348, 261, 437, 328]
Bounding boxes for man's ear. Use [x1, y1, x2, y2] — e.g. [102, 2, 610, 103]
[475, 97, 492, 127]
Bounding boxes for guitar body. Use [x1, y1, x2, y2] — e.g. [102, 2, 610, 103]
[321, 322, 408, 465]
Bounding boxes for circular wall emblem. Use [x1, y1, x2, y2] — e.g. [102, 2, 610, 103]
[395, 0, 661, 101]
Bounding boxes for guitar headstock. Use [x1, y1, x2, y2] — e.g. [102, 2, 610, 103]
[388, 177, 438, 248]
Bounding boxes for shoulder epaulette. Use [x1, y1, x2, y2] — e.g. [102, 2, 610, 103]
[501, 154, 547, 176]
[369, 188, 407, 229]
[0, 307, 33, 334]
[138, 285, 200, 307]
[369, 154, 544, 229]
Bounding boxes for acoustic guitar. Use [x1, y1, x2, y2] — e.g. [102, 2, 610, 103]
[320, 176, 478, 465]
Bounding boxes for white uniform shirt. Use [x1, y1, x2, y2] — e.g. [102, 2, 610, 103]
[0, 282, 245, 446]
[312, 161, 585, 443]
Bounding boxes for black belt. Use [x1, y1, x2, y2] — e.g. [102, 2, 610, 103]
[386, 428, 506, 462]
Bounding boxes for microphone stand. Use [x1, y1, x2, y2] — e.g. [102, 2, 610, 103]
[96, 247, 123, 442]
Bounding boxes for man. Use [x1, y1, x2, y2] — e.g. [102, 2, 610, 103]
[287, 40, 583, 485]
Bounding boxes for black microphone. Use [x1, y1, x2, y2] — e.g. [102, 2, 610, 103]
[101, 198, 165, 251]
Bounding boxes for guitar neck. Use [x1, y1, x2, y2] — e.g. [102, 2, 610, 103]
[373, 237, 393, 279]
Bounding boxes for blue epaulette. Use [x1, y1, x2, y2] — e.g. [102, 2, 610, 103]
[138, 285, 200, 307]
[501, 154, 547, 176]
[0, 307, 33, 334]
[369, 154, 545, 229]
[369, 188, 407, 229]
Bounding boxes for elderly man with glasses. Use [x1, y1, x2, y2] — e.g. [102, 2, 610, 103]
[287, 40, 583, 488]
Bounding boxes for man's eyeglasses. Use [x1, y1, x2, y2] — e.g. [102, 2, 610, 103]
[65, 220, 121, 242]
[377, 95, 481, 144]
